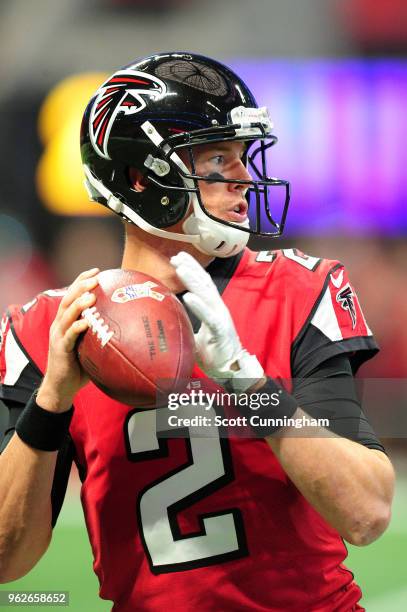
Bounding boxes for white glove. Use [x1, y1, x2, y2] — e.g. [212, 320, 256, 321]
[170, 251, 264, 393]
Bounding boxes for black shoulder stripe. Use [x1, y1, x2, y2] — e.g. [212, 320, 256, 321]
[292, 326, 378, 379]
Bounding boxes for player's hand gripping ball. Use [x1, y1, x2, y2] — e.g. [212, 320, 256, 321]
[76, 269, 195, 406]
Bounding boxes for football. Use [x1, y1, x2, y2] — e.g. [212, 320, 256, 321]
[76, 269, 195, 406]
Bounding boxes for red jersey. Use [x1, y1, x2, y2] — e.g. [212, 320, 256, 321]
[0, 248, 378, 611]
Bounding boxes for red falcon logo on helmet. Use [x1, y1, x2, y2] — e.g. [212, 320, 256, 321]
[89, 69, 166, 159]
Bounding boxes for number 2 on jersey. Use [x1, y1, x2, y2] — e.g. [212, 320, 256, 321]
[125, 405, 248, 573]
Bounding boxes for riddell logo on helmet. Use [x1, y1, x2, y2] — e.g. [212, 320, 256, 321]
[111, 281, 165, 303]
[89, 68, 166, 159]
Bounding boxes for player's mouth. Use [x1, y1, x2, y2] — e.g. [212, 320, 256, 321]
[226, 201, 248, 223]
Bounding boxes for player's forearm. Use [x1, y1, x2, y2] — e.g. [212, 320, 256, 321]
[0, 269, 93, 584]
[0, 433, 55, 582]
[267, 411, 395, 546]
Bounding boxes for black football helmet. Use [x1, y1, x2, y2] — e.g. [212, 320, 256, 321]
[81, 51, 290, 257]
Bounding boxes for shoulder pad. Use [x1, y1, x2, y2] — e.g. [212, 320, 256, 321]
[243, 248, 341, 285]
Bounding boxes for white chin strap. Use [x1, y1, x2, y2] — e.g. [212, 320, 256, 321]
[182, 197, 249, 257]
[83, 120, 250, 258]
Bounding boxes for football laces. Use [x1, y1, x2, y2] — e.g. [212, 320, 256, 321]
[82, 306, 114, 347]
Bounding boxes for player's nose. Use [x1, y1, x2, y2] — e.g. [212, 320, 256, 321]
[230, 159, 252, 190]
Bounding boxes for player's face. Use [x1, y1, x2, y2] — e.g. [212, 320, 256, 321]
[188, 141, 252, 224]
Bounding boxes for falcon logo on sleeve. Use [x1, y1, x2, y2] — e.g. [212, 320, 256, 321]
[336, 284, 357, 329]
[89, 69, 166, 159]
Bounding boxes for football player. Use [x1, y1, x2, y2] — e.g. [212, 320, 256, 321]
[0, 52, 394, 611]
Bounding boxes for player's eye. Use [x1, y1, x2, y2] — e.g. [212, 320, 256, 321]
[209, 155, 224, 165]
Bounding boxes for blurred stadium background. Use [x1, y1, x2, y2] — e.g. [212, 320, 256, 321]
[0, 0, 406, 609]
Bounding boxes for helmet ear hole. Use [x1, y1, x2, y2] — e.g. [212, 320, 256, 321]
[124, 163, 190, 228]
[128, 167, 149, 192]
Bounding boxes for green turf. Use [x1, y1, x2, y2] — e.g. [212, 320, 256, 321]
[348, 533, 407, 609]
[0, 525, 108, 611]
